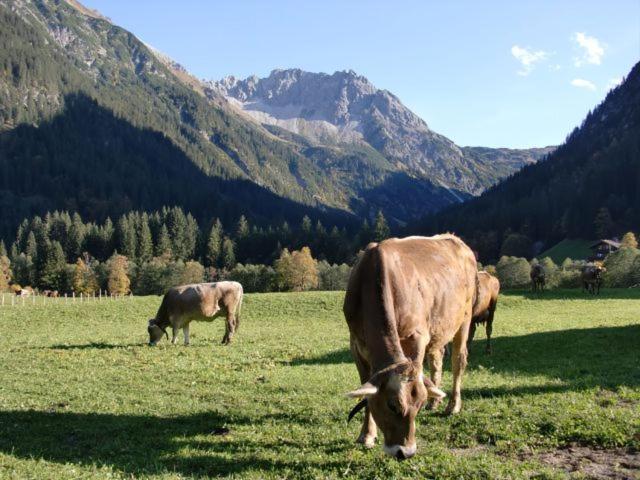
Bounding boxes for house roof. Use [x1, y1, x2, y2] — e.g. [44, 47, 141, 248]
[589, 239, 621, 249]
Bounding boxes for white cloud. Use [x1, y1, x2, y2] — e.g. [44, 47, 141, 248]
[608, 77, 622, 89]
[511, 45, 548, 75]
[572, 32, 605, 66]
[571, 78, 596, 91]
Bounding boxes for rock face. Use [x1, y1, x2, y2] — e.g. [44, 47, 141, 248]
[209, 69, 554, 196]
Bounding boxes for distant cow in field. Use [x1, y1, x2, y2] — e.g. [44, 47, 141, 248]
[468, 271, 500, 353]
[530, 264, 545, 292]
[147, 281, 243, 346]
[16, 288, 31, 297]
[582, 265, 605, 295]
[343, 235, 477, 459]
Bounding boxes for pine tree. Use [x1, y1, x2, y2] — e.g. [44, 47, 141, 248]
[25, 232, 38, 261]
[166, 207, 188, 260]
[373, 210, 390, 242]
[206, 219, 223, 267]
[108, 254, 130, 295]
[301, 215, 312, 236]
[38, 241, 65, 289]
[101, 217, 115, 259]
[236, 215, 249, 238]
[156, 224, 172, 257]
[116, 216, 136, 260]
[359, 219, 372, 246]
[67, 213, 85, 261]
[222, 237, 236, 269]
[137, 213, 153, 263]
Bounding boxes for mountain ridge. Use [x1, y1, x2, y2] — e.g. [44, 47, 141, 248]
[209, 69, 555, 196]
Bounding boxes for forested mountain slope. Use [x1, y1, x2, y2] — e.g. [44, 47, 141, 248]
[415, 61, 640, 261]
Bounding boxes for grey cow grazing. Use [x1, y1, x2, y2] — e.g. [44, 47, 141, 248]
[530, 264, 545, 292]
[581, 265, 605, 295]
[148, 281, 243, 346]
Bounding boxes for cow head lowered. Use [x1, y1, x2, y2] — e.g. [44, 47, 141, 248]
[346, 362, 446, 460]
[147, 319, 168, 346]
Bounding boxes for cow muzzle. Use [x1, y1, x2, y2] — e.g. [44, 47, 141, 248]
[383, 443, 417, 460]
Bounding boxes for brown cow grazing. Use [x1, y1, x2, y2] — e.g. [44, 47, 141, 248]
[468, 271, 500, 353]
[530, 264, 545, 292]
[147, 281, 243, 346]
[581, 265, 605, 295]
[343, 234, 477, 459]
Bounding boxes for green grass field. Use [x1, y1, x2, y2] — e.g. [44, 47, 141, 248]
[537, 239, 594, 264]
[1, 290, 639, 479]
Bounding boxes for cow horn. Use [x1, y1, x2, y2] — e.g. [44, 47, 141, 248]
[423, 376, 447, 399]
[347, 398, 368, 423]
[346, 382, 378, 398]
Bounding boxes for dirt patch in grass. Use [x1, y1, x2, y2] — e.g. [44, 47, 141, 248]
[526, 446, 640, 479]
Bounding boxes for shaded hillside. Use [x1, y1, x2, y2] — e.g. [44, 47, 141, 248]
[0, 93, 352, 239]
[415, 61, 640, 261]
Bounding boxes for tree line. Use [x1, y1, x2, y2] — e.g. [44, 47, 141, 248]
[0, 207, 392, 295]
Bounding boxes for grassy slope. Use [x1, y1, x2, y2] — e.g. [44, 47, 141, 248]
[0, 291, 638, 479]
[538, 239, 594, 264]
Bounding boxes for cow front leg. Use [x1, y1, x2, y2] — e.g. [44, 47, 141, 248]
[445, 322, 470, 415]
[183, 323, 190, 346]
[426, 348, 444, 410]
[351, 341, 377, 448]
[171, 326, 179, 345]
[221, 314, 234, 345]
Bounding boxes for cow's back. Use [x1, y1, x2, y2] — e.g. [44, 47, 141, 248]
[345, 235, 477, 348]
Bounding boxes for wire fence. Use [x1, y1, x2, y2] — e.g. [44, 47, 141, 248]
[0, 290, 133, 307]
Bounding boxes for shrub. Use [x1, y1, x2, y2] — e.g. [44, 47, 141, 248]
[228, 264, 277, 293]
[604, 247, 640, 287]
[317, 261, 351, 291]
[275, 247, 318, 292]
[496, 256, 530, 289]
[539, 257, 560, 288]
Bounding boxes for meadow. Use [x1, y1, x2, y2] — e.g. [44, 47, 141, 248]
[0, 290, 638, 479]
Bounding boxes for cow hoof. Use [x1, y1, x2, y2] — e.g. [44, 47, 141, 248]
[356, 435, 377, 449]
[444, 400, 462, 415]
[426, 398, 442, 411]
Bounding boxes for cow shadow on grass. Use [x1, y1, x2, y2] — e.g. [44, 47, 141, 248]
[291, 325, 640, 395]
[48, 342, 145, 350]
[288, 348, 352, 366]
[503, 289, 640, 301]
[463, 324, 640, 397]
[0, 409, 345, 477]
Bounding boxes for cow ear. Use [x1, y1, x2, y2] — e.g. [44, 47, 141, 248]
[346, 382, 378, 398]
[423, 376, 447, 399]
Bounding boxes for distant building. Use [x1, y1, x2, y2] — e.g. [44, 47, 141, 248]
[588, 239, 621, 261]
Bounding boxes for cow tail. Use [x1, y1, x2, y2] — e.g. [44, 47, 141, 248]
[235, 287, 243, 331]
[472, 271, 480, 314]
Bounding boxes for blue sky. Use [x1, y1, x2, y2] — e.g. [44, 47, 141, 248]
[83, 0, 639, 148]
